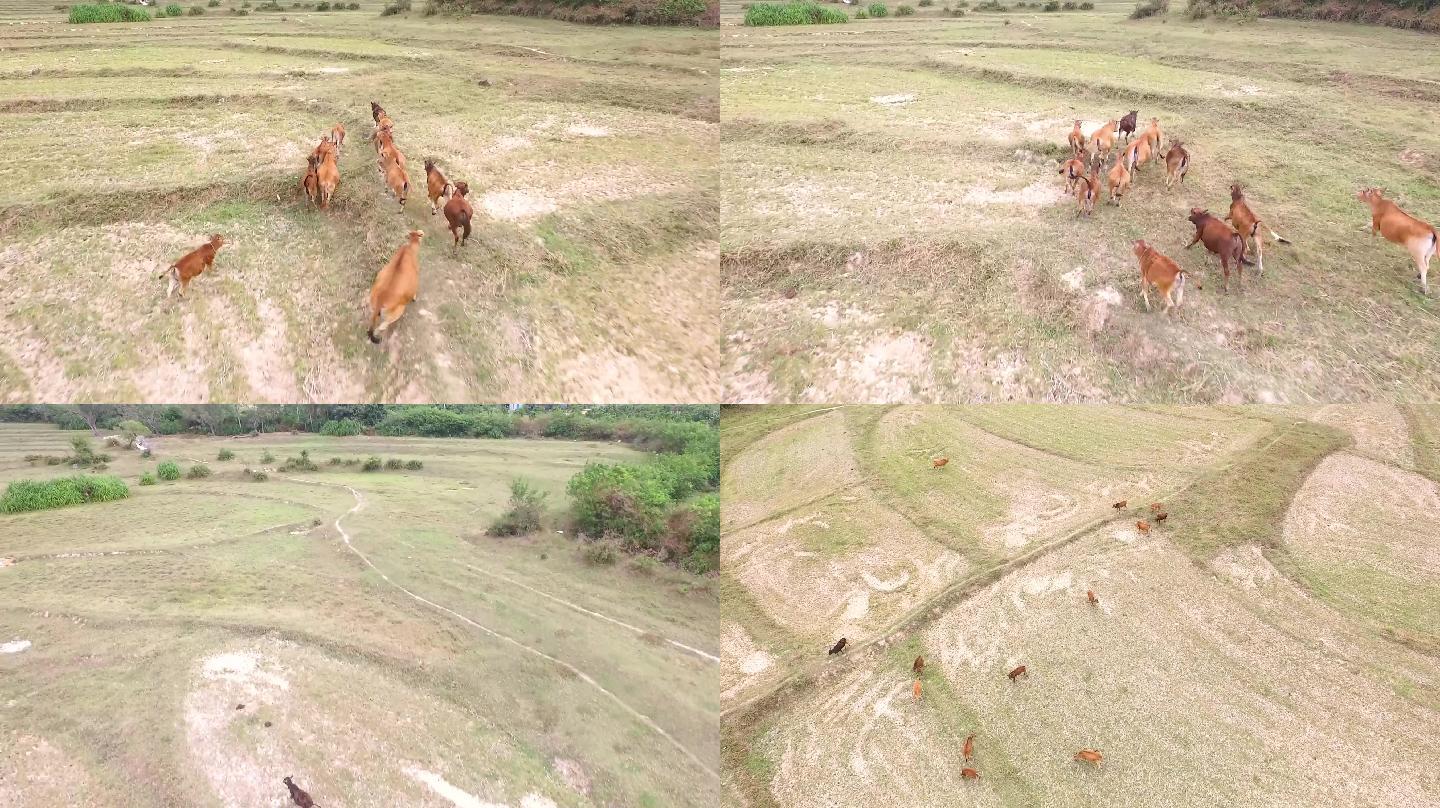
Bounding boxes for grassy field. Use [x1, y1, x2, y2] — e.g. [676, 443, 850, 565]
[720, 1, 1440, 403]
[720, 404, 1440, 807]
[0, 3, 718, 403]
[0, 423, 719, 807]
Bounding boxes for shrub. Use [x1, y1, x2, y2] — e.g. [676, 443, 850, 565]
[329, 456, 343, 465]
[320, 418, 362, 436]
[348, 1, 358, 6]
[260, 450, 276, 463]
[0, 475, 130, 513]
[316, 0, 330, 7]
[1043, 1, 1058, 9]
[867, 1, 888, 14]
[743, 0, 848, 21]
[252, 470, 269, 481]
[189, 4, 204, 12]
[919, 0, 933, 5]
[157, 461, 181, 480]
[404, 459, 423, 470]
[115, 420, 150, 448]
[64, 437, 111, 468]
[488, 478, 550, 536]
[581, 538, 618, 566]
[281, 450, 318, 472]
[186, 463, 212, 479]
[380, 0, 409, 13]
[1130, 0, 1166, 17]
[974, 0, 1007, 8]
[139, 472, 157, 486]
[385, 458, 404, 470]
[896, 3, 914, 13]
[217, 448, 235, 461]
[208, 0, 220, 5]
[163, 2, 183, 13]
[1080, 1, 1092, 6]
[362, 456, 382, 471]
[854, 8, 867, 15]
[68, 3, 151, 21]
[1062, 1, 1075, 7]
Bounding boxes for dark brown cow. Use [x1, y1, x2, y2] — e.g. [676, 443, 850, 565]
[828, 638, 847, 655]
[1186, 207, 1251, 293]
[1117, 110, 1138, 142]
[913, 655, 925, 674]
[1008, 664, 1027, 681]
[284, 776, 317, 808]
[443, 181, 473, 251]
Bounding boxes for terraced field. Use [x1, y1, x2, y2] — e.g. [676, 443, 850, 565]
[0, 423, 720, 807]
[720, 2, 1440, 403]
[0, 5, 718, 402]
[721, 404, 1440, 807]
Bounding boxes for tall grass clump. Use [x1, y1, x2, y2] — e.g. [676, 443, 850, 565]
[867, 1, 888, 14]
[743, 1, 848, 24]
[1130, 0, 1167, 16]
[68, 3, 151, 22]
[1, 476, 129, 513]
[157, 461, 181, 481]
[488, 478, 550, 536]
[320, 418, 363, 436]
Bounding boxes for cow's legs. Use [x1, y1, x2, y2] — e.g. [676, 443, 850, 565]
[369, 303, 408, 344]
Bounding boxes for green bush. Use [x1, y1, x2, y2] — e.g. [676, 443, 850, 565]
[186, 463, 212, 479]
[655, 0, 706, 22]
[157, 461, 181, 480]
[1043, 1, 1058, 9]
[252, 470, 269, 481]
[581, 539, 618, 566]
[743, 1, 848, 23]
[208, 0, 220, 5]
[380, 0, 409, 13]
[260, 450, 276, 463]
[1080, 1, 1093, 6]
[867, 1, 888, 14]
[385, 458, 403, 470]
[362, 456, 382, 471]
[1130, 0, 1166, 17]
[329, 456, 344, 465]
[163, 3, 183, 14]
[348, 1, 359, 6]
[855, 8, 868, 15]
[139, 472, 157, 486]
[404, 459, 423, 470]
[189, 5, 204, 13]
[316, 0, 330, 7]
[488, 478, 550, 536]
[896, 3, 914, 13]
[0, 475, 130, 513]
[281, 450, 318, 472]
[217, 448, 235, 461]
[919, 0, 933, 5]
[320, 418, 363, 436]
[116, 420, 151, 448]
[68, 3, 151, 21]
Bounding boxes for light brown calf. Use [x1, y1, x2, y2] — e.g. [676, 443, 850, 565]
[1068, 119, 1087, 154]
[1226, 184, 1290, 277]
[1075, 166, 1100, 217]
[1123, 135, 1152, 174]
[1133, 238, 1188, 313]
[367, 230, 423, 344]
[1007, 664, 1027, 681]
[1087, 589, 1099, 605]
[932, 457, 949, 468]
[383, 158, 409, 210]
[302, 154, 319, 206]
[1074, 749, 1104, 768]
[1106, 155, 1131, 206]
[424, 159, 452, 215]
[1091, 120, 1116, 160]
[159, 234, 224, 299]
[1358, 188, 1436, 294]
[1059, 154, 1089, 194]
[1163, 141, 1189, 190]
[1142, 117, 1162, 153]
[316, 149, 340, 209]
[328, 122, 346, 152]
[961, 768, 980, 781]
[963, 734, 975, 761]
[913, 680, 922, 700]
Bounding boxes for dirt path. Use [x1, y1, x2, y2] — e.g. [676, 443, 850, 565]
[289, 477, 720, 782]
[462, 563, 719, 664]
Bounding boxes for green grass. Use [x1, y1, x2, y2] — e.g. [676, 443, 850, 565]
[720, 4, 1440, 403]
[743, 2, 849, 25]
[1164, 415, 1350, 563]
[0, 474, 129, 513]
[0, 423, 718, 806]
[68, 3, 151, 23]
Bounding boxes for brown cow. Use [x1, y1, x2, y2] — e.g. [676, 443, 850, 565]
[1132, 238, 1188, 313]
[370, 101, 386, 124]
[913, 655, 925, 675]
[1117, 110, 1138, 143]
[1074, 749, 1103, 768]
[1163, 141, 1189, 190]
[1357, 188, 1436, 294]
[1112, 500, 1127, 509]
[1107, 155, 1131, 206]
[1155, 512, 1169, 522]
[1087, 590, 1099, 606]
[383, 159, 409, 210]
[1149, 502, 1164, 512]
[1091, 120, 1116, 160]
[443, 181, 473, 251]
[962, 733, 975, 761]
[1136, 520, 1151, 533]
[366, 230, 423, 344]
[1060, 154, 1089, 194]
[283, 776, 316, 808]
[1123, 136, 1152, 175]
[961, 768, 980, 781]
[913, 680, 922, 700]
[1142, 117, 1162, 153]
[933, 457, 949, 469]
[828, 638, 847, 655]
[328, 122, 346, 152]
[424, 159, 453, 216]
[159, 234, 224, 299]
[1186, 207, 1251, 293]
[1068, 120, 1087, 154]
[302, 154, 319, 206]
[1227, 184, 1291, 277]
[316, 149, 340, 209]
[1007, 664, 1027, 681]
[1075, 166, 1100, 217]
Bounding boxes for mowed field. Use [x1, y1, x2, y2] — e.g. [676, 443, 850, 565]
[720, 2, 1440, 403]
[0, 423, 720, 807]
[0, 3, 718, 403]
[720, 404, 1440, 807]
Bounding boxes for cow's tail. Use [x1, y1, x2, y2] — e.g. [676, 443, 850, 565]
[1269, 225, 1292, 245]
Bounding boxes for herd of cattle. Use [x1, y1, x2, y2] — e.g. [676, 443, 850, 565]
[159, 100, 477, 345]
[823, 470, 1178, 780]
[1057, 110, 1438, 312]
